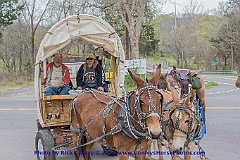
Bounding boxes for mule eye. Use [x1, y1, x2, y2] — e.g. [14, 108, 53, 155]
[185, 120, 189, 123]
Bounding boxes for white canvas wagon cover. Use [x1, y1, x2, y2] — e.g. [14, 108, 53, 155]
[35, 14, 125, 102]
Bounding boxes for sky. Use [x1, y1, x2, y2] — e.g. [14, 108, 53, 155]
[161, 0, 228, 14]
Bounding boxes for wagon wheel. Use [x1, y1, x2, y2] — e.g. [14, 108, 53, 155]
[101, 145, 118, 156]
[35, 130, 56, 160]
[37, 122, 44, 131]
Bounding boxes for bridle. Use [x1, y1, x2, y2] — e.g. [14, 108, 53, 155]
[168, 104, 200, 144]
[130, 80, 163, 128]
[169, 71, 182, 88]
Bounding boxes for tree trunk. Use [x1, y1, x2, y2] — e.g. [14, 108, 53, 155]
[117, 0, 147, 59]
[31, 30, 35, 68]
[19, 48, 23, 74]
[129, 35, 140, 59]
[125, 13, 130, 60]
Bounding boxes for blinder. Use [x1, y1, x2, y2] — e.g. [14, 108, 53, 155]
[133, 81, 163, 128]
[168, 105, 198, 143]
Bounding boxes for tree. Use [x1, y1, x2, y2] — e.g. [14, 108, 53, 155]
[24, 0, 50, 71]
[140, 3, 159, 57]
[211, 0, 240, 70]
[0, 0, 24, 36]
[117, 0, 148, 59]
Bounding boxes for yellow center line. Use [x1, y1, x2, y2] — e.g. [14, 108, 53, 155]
[17, 108, 37, 111]
[0, 108, 36, 111]
[0, 108, 15, 111]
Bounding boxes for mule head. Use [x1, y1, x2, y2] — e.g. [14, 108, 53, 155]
[183, 89, 196, 106]
[158, 73, 168, 90]
[128, 64, 163, 139]
[169, 94, 198, 152]
[235, 76, 240, 88]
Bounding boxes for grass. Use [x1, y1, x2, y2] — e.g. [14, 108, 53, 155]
[205, 81, 218, 89]
[201, 73, 238, 76]
[145, 53, 199, 69]
[0, 81, 34, 88]
[124, 73, 218, 92]
[145, 53, 177, 66]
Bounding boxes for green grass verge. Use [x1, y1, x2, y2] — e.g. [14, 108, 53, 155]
[0, 81, 34, 88]
[145, 53, 176, 66]
[145, 53, 199, 69]
[124, 74, 218, 92]
[205, 81, 217, 89]
[200, 73, 238, 76]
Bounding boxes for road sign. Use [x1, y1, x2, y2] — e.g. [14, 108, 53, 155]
[212, 61, 218, 65]
[124, 59, 154, 74]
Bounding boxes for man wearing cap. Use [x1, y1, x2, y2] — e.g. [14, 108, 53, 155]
[44, 54, 70, 95]
[76, 54, 108, 92]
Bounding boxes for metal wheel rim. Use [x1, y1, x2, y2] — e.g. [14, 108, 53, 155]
[37, 139, 44, 160]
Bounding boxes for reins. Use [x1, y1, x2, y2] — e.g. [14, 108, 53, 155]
[69, 84, 163, 150]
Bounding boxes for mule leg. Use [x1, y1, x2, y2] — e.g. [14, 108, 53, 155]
[72, 132, 80, 160]
[184, 142, 195, 160]
[134, 139, 149, 160]
[147, 139, 153, 157]
[157, 140, 164, 160]
[199, 98, 206, 120]
[82, 143, 94, 160]
[196, 89, 206, 120]
[118, 154, 130, 160]
[196, 89, 207, 133]
[172, 154, 180, 160]
[114, 142, 130, 160]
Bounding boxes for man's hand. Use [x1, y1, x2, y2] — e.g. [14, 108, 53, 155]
[98, 86, 104, 92]
[77, 86, 82, 90]
[60, 82, 66, 87]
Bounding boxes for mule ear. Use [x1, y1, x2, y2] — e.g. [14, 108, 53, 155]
[184, 89, 195, 106]
[149, 64, 161, 86]
[128, 68, 145, 89]
[189, 89, 196, 104]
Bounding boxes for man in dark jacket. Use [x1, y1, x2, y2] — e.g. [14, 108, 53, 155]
[76, 54, 108, 92]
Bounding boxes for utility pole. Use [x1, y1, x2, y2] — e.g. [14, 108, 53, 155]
[227, 21, 234, 71]
[231, 32, 234, 71]
[174, 0, 177, 28]
[167, 0, 177, 28]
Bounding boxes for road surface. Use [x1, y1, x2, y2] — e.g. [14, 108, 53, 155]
[0, 74, 239, 160]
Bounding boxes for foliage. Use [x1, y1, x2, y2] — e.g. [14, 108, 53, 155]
[140, 3, 160, 57]
[124, 67, 154, 92]
[1, 0, 240, 84]
[0, 0, 24, 36]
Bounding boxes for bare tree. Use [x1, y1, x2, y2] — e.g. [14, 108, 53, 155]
[24, 0, 50, 69]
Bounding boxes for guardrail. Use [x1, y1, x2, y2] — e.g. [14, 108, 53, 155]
[199, 70, 238, 74]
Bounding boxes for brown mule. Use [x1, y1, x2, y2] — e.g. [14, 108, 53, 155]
[158, 69, 206, 120]
[71, 64, 163, 160]
[153, 75, 201, 160]
[235, 75, 240, 88]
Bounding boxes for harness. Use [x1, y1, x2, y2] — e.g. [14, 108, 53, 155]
[161, 97, 205, 144]
[169, 105, 196, 143]
[69, 82, 163, 150]
[129, 84, 163, 129]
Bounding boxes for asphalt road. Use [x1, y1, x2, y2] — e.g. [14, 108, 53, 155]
[0, 74, 239, 160]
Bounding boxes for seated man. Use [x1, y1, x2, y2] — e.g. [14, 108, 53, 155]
[76, 54, 108, 92]
[44, 54, 70, 95]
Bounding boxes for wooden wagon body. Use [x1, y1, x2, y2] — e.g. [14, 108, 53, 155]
[34, 14, 125, 160]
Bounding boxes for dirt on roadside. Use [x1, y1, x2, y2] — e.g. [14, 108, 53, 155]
[0, 86, 26, 97]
